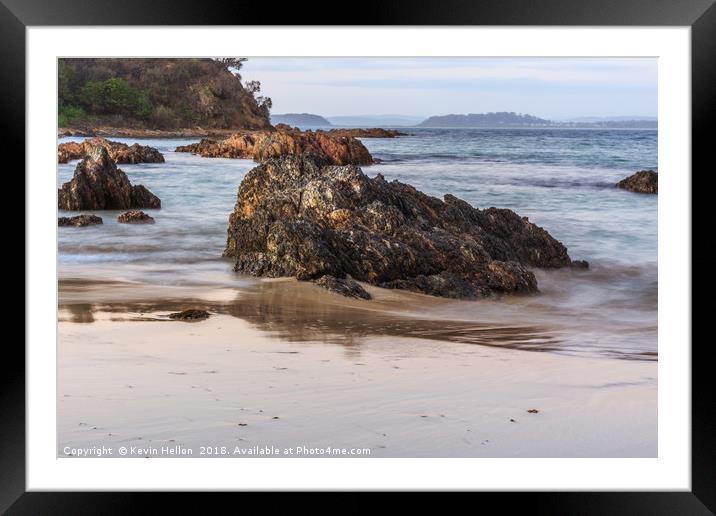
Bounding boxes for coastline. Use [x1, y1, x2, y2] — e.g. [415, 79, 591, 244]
[58, 126, 257, 139]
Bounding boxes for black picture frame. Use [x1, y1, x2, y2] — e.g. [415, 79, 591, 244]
[5, 0, 711, 512]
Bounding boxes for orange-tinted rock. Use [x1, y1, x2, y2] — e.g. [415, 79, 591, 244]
[175, 126, 374, 166]
[58, 137, 164, 164]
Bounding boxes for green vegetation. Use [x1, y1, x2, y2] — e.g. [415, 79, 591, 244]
[79, 78, 153, 119]
[57, 58, 272, 130]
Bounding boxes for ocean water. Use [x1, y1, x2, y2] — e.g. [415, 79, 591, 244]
[58, 128, 657, 359]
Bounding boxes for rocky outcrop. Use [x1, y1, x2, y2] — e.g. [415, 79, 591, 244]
[324, 128, 408, 138]
[58, 214, 103, 227]
[117, 210, 155, 224]
[224, 155, 578, 299]
[58, 145, 161, 211]
[314, 275, 372, 300]
[58, 137, 164, 164]
[175, 126, 374, 166]
[616, 170, 658, 194]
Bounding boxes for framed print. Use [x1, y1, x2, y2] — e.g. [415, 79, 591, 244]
[5, 0, 712, 512]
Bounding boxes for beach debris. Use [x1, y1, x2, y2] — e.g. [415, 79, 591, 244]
[58, 145, 161, 210]
[527, 409, 539, 414]
[224, 155, 579, 299]
[175, 124, 374, 166]
[510, 418, 516, 423]
[314, 275, 372, 300]
[237, 423, 248, 426]
[58, 137, 164, 164]
[58, 214, 103, 227]
[117, 210, 155, 224]
[168, 309, 210, 321]
[616, 170, 658, 194]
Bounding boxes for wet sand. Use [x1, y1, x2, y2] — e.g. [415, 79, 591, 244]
[58, 278, 657, 458]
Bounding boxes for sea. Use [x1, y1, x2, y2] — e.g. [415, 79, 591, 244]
[58, 128, 657, 360]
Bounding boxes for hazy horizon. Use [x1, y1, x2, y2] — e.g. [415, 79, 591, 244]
[242, 57, 657, 120]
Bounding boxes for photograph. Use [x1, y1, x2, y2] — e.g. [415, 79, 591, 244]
[55, 56, 659, 459]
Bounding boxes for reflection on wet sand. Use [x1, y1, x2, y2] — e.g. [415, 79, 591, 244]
[58, 275, 657, 360]
[59, 277, 565, 354]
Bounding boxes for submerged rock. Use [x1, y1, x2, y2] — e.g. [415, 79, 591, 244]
[314, 275, 372, 300]
[570, 260, 590, 270]
[58, 145, 161, 211]
[616, 170, 658, 194]
[175, 125, 373, 166]
[58, 137, 164, 164]
[117, 210, 155, 224]
[168, 309, 210, 320]
[224, 155, 577, 299]
[58, 214, 103, 227]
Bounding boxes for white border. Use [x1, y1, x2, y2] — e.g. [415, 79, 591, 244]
[27, 27, 691, 490]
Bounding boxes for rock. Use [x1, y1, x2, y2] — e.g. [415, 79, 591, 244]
[168, 309, 210, 320]
[323, 128, 408, 138]
[58, 145, 161, 210]
[117, 210, 155, 224]
[224, 155, 575, 299]
[314, 275, 372, 300]
[58, 214, 103, 227]
[616, 170, 658, 194]
[570, 260, 590, 269]
[175, 125, 374, 166]
[58, 137, 164, 164]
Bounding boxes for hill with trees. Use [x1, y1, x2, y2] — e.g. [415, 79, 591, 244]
[58, 58, 272, 131]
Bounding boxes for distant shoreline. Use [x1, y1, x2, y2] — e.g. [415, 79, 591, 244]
[58, 125, 658, 139]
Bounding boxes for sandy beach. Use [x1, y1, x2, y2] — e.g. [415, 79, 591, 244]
[58, 277, 656, 458]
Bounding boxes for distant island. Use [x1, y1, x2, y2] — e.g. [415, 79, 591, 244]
[417, 111, 657, 129]
[271, 113, 332, 128]
[418, 112, 550, 128]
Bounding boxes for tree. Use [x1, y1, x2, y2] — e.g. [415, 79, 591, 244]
[256, 96, 272, 115]
[216, 58, 248, 73]
[245, 80, 261, 95]
[79, 77, 153, 119]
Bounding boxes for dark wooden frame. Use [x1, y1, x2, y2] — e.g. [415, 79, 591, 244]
[5, 0, 711, 512]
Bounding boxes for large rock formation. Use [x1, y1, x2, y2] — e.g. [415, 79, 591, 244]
[58, 137, 164, 164]
[175, 126, 374, 166]
[58, 145, 161, 211]
[224, 155, 578, 299]
[616, 170, 658, 194]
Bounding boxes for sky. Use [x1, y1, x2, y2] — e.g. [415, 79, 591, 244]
[240, 57, 657, 120]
